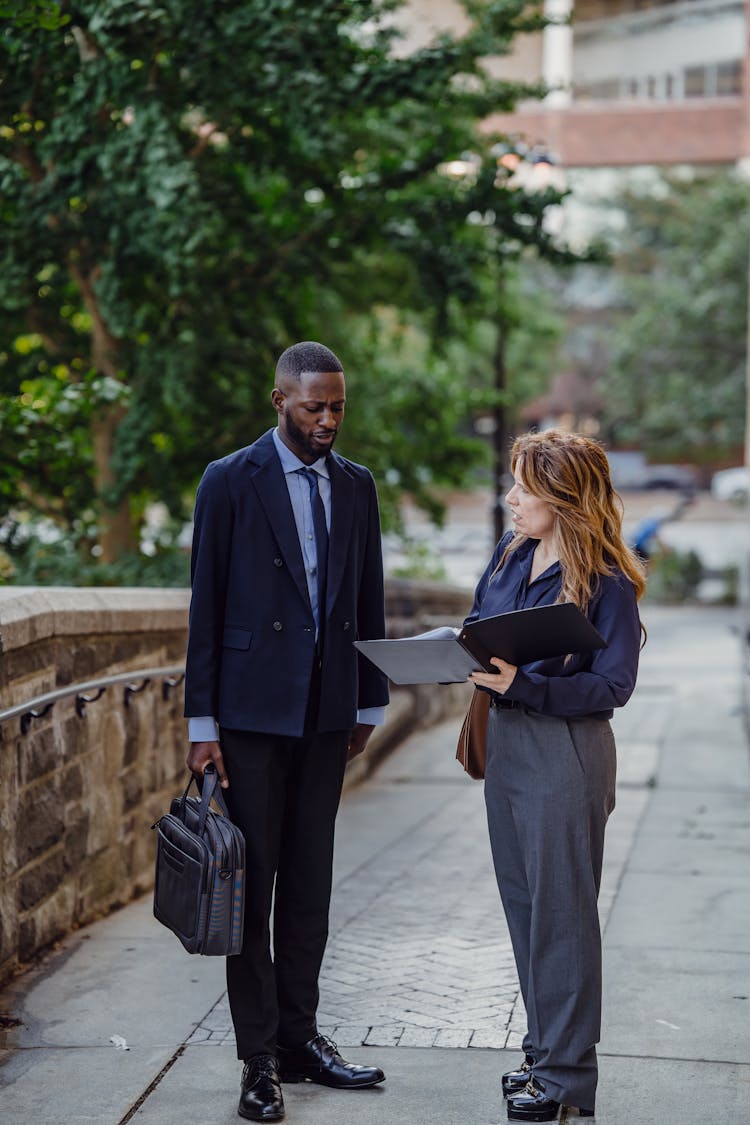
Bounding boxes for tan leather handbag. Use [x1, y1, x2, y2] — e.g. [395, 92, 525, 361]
[455, 688, 490, 779]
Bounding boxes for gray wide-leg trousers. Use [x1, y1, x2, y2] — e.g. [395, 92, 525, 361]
[484, 705, 616, 1112]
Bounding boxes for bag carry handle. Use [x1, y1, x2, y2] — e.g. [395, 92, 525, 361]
[180, 762, 231, 828]
[200, 762, 232, 823]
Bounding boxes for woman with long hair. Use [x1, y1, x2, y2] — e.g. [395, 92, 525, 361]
[466, 429, 645, 1123]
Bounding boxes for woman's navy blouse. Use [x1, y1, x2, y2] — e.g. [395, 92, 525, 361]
[464, 533, 641, 720]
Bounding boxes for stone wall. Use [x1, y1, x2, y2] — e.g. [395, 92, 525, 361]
[382, 577, 474, 727]
[0, 580, 474, 987]
[0, 588, 192, 988]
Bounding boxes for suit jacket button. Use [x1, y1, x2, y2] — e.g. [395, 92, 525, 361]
[273, 557, 283, 567]
[343, 621, 350, 630]
[273, 621, 283, 631]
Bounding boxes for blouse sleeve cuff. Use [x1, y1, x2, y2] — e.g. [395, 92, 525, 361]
[504, 670, 546, 711]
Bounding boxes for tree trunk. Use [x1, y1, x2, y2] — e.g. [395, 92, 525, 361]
[69, 260, 135, 563]
[91, 405, 133, 563]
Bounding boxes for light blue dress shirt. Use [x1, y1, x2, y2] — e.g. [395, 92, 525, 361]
[188, 428, 385, 742]
[272, 427, 331, 634]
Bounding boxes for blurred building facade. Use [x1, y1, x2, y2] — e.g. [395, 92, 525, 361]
[398, 1, 749, 459]
[490, 0, 748, 168]
[398, 1, 748, 167]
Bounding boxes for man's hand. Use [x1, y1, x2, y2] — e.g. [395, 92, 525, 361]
[186, 740, 229, 788]
[347, 722, 375, 762]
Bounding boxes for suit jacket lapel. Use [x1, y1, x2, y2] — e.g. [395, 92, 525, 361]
[246, 431, 311, 611]
[327, 453, 355, 616]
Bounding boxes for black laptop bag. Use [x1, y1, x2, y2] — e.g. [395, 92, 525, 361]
[152, 763, 245, 955]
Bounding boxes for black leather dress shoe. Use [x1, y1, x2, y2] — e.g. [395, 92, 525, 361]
[507, 1079, 594, 1122]
[277, 1034, 385, 1089]
[502, 1054, 534, 1098]
[238, 1055, 285, 1121]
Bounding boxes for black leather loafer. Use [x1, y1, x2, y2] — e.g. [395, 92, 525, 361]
[238, 1054, 285, 1121]
[277, 1034, 385, 1089]
[502, 1054, 535, 1098]
[507, 1079, 594, 1122]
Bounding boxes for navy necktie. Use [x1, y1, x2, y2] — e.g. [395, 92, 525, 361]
[298, 467, 329, 628]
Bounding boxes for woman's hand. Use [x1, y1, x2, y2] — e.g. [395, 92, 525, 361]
[469, 657, 517, 695]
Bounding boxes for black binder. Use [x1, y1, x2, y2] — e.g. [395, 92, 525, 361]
[354, 602, 607, 685]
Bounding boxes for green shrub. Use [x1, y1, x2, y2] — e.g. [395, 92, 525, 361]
[390, 539, 447, 582]
[645, 548, 703, 604]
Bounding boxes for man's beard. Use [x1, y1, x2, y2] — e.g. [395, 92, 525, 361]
[285, 413, 337, 460]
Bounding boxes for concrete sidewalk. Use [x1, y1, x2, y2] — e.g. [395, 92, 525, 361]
[1, 605, 749, 1124]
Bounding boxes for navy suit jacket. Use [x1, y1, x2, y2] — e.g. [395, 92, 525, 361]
[184, 429, 390, 736]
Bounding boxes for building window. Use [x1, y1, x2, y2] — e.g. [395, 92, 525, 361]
[575, 77, 622, 100]
[577, 0, 666, 15]
[716, 60, 742, 96]
[684, 66, 706, 98]
[683, 61, 742, 99]
[573, 58, 742, 105]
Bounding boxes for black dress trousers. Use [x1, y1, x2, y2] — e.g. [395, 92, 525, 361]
[220, 718, 349, 1060]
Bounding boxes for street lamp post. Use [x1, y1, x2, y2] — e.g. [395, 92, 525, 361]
[492, 294, 509, 544]
[440, 147, 566, 547]
[490, 147, 566, 545]
[440, 152, 510, 543]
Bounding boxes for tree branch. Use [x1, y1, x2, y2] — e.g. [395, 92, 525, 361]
[26, 304, 64, 356]
[70, 23, 102, 62]
[17, 477, 68, 521]
[21, 52, 45, 119]
[189, 123, 220, 160]
[11, 141, 45, 183]
[67, 259, 121, 379]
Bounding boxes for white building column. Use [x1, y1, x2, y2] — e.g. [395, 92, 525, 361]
[743, 0, 750, 470]
[543, 0, 574, 106]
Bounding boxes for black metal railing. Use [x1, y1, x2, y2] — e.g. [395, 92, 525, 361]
[0, 665, 186, 735]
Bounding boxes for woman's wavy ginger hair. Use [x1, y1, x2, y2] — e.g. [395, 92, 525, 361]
[506, 429, 646, 612]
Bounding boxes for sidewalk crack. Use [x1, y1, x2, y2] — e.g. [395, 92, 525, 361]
[116, 1042, 186, 1124]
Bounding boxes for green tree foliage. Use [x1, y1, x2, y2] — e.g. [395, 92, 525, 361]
[600, 169, 750, 463]
[0, 0, 568, 579]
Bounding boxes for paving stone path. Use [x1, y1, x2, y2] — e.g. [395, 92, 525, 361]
[189, 685, 672, 1054]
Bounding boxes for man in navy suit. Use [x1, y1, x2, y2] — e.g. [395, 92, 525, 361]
[184, 341, 390, 1122]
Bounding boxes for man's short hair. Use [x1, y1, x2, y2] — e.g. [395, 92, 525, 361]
[276, 341, 343, 381]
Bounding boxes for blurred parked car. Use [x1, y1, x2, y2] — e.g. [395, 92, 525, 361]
[607, 451, 698, 491]
[711, 467, 750, 503]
